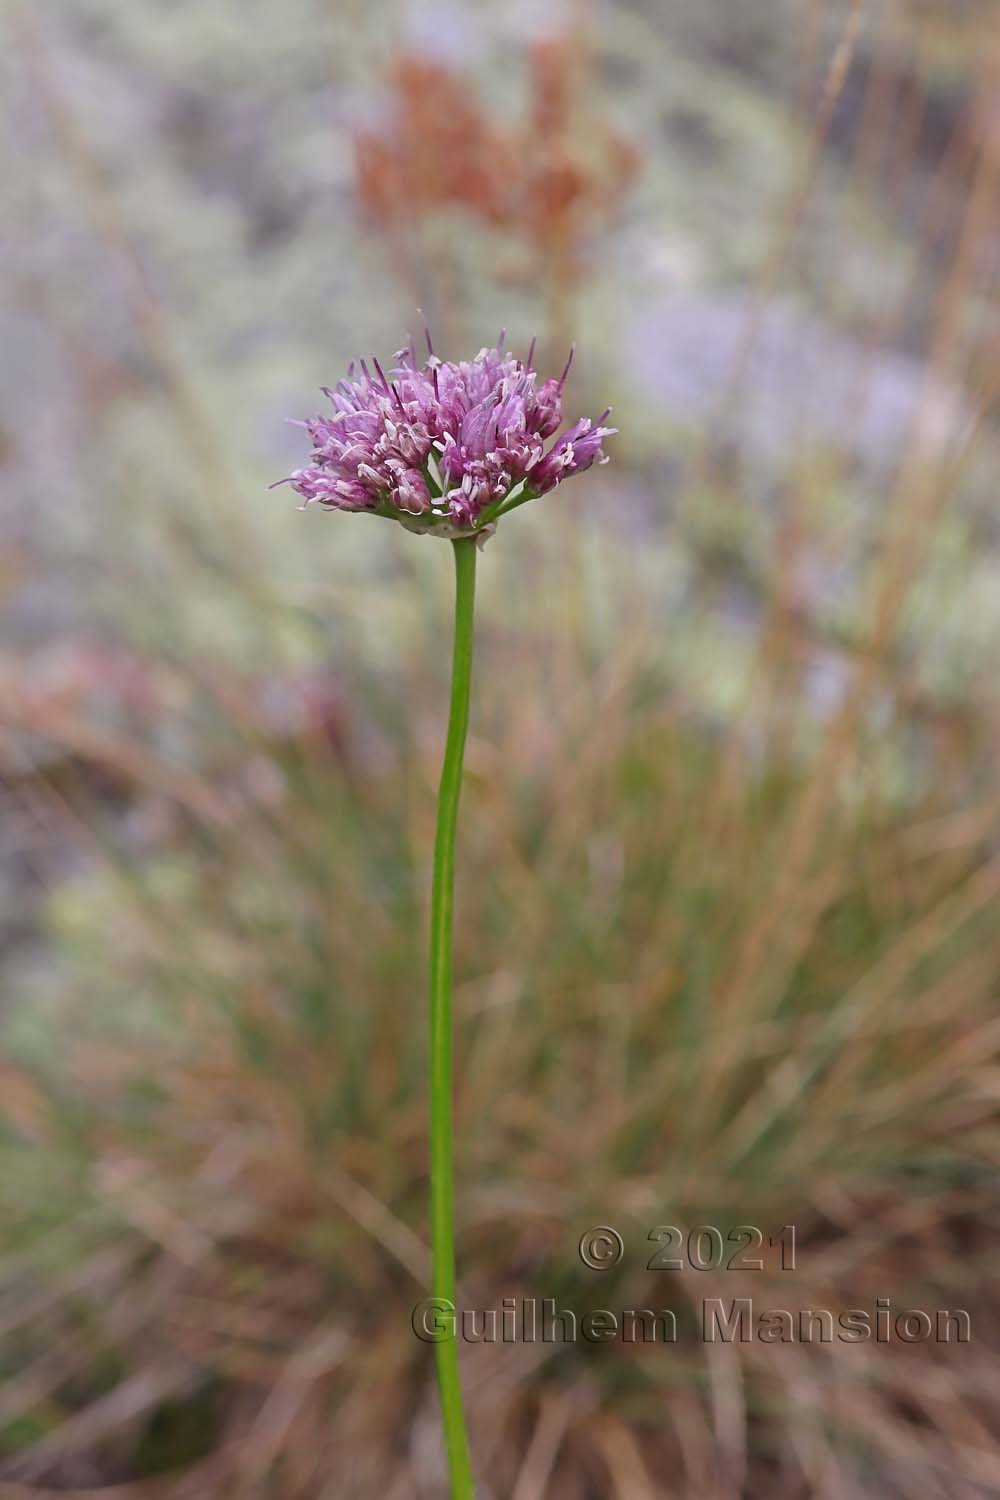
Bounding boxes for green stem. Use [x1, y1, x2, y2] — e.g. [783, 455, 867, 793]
[428, 537, 477, 1497]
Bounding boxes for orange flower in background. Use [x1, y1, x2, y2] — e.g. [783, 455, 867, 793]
[354, 57, 513, 229]
[520, 35, 641, 310]
[352, 37, 641, 341]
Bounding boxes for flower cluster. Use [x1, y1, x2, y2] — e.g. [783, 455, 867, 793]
[275, 333, 615, 538]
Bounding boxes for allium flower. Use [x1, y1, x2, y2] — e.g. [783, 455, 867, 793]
[274, 331, 615, 541]
[275, 325, 615, 1498]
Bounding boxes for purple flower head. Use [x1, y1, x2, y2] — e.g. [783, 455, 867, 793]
[273, 331, 615, 540]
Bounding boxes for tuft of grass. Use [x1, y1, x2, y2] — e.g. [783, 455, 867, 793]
[2, 512, 1000, 1494]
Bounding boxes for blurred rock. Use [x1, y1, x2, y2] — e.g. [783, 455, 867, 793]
[629, 293, 969, 475]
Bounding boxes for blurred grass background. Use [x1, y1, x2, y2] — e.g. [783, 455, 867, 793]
[2, 0, 1000, 1495]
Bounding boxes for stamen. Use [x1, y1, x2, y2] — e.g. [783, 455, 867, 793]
[372, 356, 392, 394]
[558, 344, 576, 388]
[526, 335, 537, 370]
